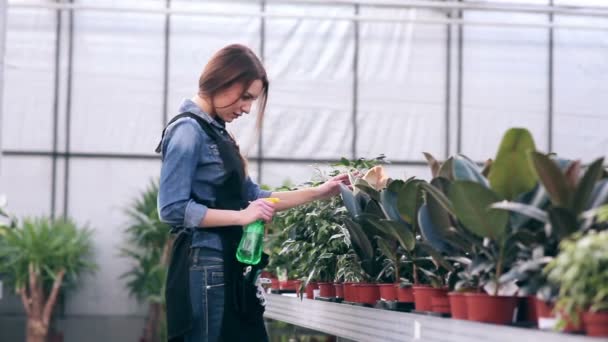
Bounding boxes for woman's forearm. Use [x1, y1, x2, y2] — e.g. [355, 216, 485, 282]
[199, 208, 244, 227]
[270, 187, 323, 211]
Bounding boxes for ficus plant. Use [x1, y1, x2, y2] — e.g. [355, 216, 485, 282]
[544, 230, 608, 328]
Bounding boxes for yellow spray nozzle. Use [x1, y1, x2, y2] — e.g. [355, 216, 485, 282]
[264, 197, 280, 204]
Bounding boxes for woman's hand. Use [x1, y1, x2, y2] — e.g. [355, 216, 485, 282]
[315, 173, 352, 200]
[239, 198, 276, 225]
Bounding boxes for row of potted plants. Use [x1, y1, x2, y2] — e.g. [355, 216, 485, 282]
[266, 127, 608, 337]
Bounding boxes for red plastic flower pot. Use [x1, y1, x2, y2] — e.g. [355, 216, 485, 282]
[318, 282, 336, 298]
[279, 280, 300, 291]
[353, 283, 380, 305]
[535, 298, 585, 332]
[396, 285, 414, 303]
[583, 311, 608, 337]
[413, 286, 448, 312]
[466, 293, 519, 325]
[558, 308, 585, 333]
[334, 283, 344, 299]
[448, 292, 468, 320]
[343, 282, 357, 302]
[431, 296, 451, 314]
[305, 282, 318, 299]
[521, 296, 538, 325]
[378, 283, 397, 301]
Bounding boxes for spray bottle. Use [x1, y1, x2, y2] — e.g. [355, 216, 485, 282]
[236, 197, 280, 265]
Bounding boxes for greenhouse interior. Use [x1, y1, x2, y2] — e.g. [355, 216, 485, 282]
[0, 0, 607, 341]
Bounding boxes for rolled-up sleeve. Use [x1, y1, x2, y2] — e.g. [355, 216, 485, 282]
[158, 119, 209, 227]
[244, 176, 272, 202]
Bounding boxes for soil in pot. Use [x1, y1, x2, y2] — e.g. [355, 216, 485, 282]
[466, 293, 519, 325]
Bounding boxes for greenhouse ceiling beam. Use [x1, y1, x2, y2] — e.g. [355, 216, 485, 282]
[220, 0, 608, 18]
[9, 2, 608, 32]
[1, 150, 430, 166]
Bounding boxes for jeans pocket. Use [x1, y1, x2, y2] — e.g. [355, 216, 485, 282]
[209, 271, 224, 287]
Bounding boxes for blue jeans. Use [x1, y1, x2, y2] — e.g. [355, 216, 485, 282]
[185, 247, 225, 342]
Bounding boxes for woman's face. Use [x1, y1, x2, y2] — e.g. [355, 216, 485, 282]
[212, 79, 263, 123]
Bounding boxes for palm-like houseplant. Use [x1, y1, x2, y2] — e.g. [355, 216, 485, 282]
[120, 180, 172, 342]
[0, 217, 95, 342]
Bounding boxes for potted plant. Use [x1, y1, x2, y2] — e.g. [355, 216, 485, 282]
[544, 230, 608, 337]
[120, 180, 172, 342]
[421, 128, 541, 324]
[493, 152, 606, 329]
[0, 217, 95, 342]
[270, 167, 353, 299]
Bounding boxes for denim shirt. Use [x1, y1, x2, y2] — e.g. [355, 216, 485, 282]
[158, 99, 271, 250]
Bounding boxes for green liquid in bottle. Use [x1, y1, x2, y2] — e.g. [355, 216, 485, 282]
[236, 220, 265, 265]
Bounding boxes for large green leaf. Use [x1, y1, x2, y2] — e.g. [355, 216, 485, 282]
[418, 204, 453, 253]
[588, 179, 608, 210]
[571, 157, 605, 215]
[438, 157, 454, 180]
[491, 201, 549, 223]
[448, 181, 509, 241]
[425, 178, 454, 238]
[547, 207, 578, 239]
[423, 152, 441, 178]
[530, 152, 571, 208]
[396, 179, 424, 224]
[453, 154, 489, 187]
[354, 178, 380, 201]
[340, 183, 361, 218]
[365, 218, 415, 252]
[419, 181, 456, 217]
[380, 187, 401, 222]
[488, 128, 538, 200]
[343, 217, 374, 261]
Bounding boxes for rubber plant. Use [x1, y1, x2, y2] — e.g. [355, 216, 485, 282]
[493, 152, 607, 301]
[120, 180, 172, 342]
[421, 128, 540, 295]
[340, 165, 453, 288]
[0, 217, 95, 342]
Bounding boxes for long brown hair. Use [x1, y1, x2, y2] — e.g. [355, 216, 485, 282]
[198, 44, 269, 174]
[198, 44, 269, 131]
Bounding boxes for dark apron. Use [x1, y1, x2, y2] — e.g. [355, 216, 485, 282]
[158, 113, 268, 342]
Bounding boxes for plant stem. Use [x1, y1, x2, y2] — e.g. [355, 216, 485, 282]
[494, 240, 506, 296]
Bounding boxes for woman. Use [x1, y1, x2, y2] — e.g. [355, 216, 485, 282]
[157, 44, 349, 342]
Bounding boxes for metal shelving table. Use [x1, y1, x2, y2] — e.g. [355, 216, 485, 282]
[264, 294, 604, 342]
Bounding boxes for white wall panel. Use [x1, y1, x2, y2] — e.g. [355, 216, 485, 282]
[168, 1, 261, 155]
[552, 13, 608, 162]
[263, 4, 354, 159]
[3, 8, 55, 151]
[461, 5, 549, 160]
[64, 158, 160, 316]
[0, 156, 52, 218]
[70, 0, 165, 155]
[357, 8, 447, 161]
